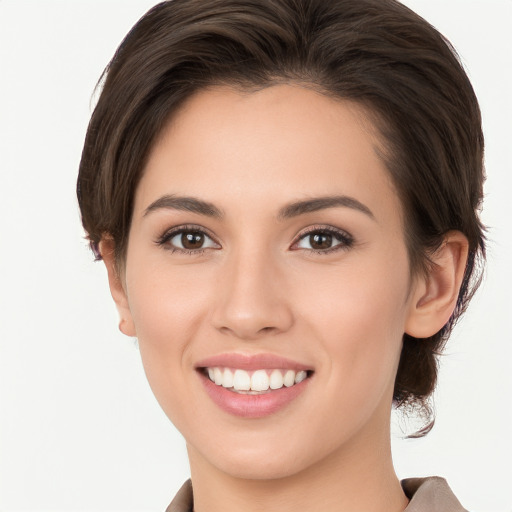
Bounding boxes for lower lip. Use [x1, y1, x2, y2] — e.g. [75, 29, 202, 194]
[198, 371, 311, 418]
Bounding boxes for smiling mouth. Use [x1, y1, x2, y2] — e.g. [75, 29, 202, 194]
[201, 367, 313, 394]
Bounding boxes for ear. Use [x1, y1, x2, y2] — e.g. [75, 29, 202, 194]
[98, 238, 136, 337]
[405, 231, 469, 338]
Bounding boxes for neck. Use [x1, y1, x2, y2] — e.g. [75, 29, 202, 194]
[187, 414, 409, 512]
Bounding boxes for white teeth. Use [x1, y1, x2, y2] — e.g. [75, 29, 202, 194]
[213, 367, 223, 386]
[251, 370, 270, 391]
[205, 367, 310, 391]
[283, 370, 295, 387]
[269, 369, 284, 389]
[222, 368, 234, 388]
[295, 370, 307, 384]
[233, 369, 251, 391]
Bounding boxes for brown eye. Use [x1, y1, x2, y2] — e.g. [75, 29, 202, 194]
[294, 227, 353, 253]
[309, 233, 332, 250]
[181, 231, 205, 249]
[161, 227, 220, 253]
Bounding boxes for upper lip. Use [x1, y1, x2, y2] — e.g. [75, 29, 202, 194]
[195, 353, 313, 372]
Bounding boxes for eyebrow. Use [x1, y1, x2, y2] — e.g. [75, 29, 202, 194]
[143, 194, 374, 221]
[276, 195, 375, 221]
[144, 195, 224, 218]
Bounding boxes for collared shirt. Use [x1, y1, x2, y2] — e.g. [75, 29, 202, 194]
[166, 476, 468, 511]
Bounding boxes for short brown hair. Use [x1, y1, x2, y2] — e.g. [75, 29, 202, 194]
[77, 0, 486, 435]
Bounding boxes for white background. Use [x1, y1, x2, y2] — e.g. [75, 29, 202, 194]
[0, 1, 510, 511]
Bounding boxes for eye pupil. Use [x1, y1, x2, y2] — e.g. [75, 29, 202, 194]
[182, 232, 204, 249]
[310, 233, 332, 250]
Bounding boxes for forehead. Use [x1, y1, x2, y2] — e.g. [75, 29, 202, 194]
[135, 84, 401, 226]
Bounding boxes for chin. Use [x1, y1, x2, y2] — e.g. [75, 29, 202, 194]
[195, 436, 325, 481]
[216, 455, 305, 481]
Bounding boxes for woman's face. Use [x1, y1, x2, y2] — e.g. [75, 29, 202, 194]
[120, 84, 420, 479]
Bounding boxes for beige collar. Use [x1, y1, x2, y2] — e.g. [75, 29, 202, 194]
[166, 476, 467, 512]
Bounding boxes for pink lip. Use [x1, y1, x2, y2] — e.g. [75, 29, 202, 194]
[198, 371, 311, 418]
[195, 353, 313, 418]
[195, 352, 312, 372]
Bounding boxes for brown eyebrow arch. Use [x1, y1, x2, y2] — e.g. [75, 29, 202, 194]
[143, 195, 224, 218]
[277, 195, 375, 221]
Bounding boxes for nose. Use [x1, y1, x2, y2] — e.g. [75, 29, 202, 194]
[211, 247, 294, 340]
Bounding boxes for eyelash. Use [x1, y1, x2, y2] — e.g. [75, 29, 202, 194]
[155, 224, 354, 256]
[291, 225, 354, 255]
[155, 224, 218, 256]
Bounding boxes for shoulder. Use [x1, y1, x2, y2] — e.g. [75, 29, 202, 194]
[165, 480, 193, 512]
[402, 476, 468, 512]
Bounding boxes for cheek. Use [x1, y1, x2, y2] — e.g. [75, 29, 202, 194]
[298, 251, 410, 403]
[125, 244, 214, 343]
[299, 247, 410, 338]
[123, 255, 215, 412]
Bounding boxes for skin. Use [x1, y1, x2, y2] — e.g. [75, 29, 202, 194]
[101, 84, 468, 512]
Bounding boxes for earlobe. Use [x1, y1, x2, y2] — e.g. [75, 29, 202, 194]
[98, 238, 136, 337]
[405, 231, 469, 339]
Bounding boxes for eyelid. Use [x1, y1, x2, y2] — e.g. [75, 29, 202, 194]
[290, 224, 354, 253]
[156, 224, 221, 252]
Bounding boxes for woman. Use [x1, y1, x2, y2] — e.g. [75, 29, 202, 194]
[77, 0, 485, 510]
